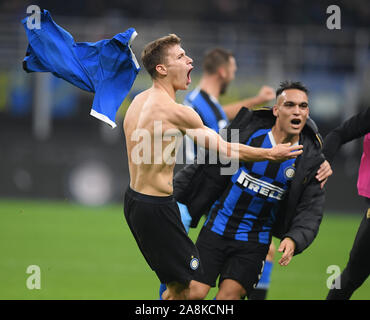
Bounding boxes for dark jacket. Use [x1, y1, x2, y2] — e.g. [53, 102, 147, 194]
[174, 107, 326, 255]
[323, 107, 370, 162]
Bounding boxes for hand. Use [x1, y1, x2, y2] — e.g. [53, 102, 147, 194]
[257, 86, 276, 103]
[316, 160, 332, 189]
[278, 237, 296, 266]
[268, 143, 303, 162]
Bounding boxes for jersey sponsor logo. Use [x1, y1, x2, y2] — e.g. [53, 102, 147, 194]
[236, 170, 286, 200]
[190, 257, 199, 270]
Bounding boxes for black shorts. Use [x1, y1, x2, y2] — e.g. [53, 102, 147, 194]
[123, 186, 202, 285]
[194, 227, 269, 297]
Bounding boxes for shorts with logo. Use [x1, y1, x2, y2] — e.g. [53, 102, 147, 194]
[124, 186, 202, 285]
[194, 227, 269, 298]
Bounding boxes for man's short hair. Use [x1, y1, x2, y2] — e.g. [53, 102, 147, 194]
[202, 48, 233, 75]
[276, 81, 309, 98]
[141, 34, 181, 79]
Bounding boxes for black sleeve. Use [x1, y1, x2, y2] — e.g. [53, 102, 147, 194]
[173, 163, 200, 203]
[282, 174, 325, 255]
[173, 163, 229, 228]
[323, 107, 370, 163]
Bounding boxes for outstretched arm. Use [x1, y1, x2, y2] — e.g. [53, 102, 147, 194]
[172, 103, 303, 163]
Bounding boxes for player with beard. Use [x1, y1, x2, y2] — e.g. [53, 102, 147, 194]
[183, 48, 275, 133]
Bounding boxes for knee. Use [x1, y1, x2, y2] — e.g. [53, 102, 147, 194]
[216, 280, 246, 300]
[188, 281, 210, 300]
[216, 289, 244, 300]
[163, 282, 188, 300]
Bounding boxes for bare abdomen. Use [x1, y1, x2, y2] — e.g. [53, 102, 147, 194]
[128, 163, 175, 196]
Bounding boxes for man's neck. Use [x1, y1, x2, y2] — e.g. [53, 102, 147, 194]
[199, 75, 221, 100]
[271, 126, 300, 145]
[153, 78, 177, 100]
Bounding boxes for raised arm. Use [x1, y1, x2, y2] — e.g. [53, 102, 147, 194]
[223, 85, 276, 120]
[171, 103, 303, 162]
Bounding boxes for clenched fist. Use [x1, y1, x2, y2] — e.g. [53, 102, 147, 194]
[258, 86, 276, 102]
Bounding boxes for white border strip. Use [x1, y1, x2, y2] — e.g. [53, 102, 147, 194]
[90, 109, 117, 128]
[268, 131, 277, 147]
[128, 30, 140, 70]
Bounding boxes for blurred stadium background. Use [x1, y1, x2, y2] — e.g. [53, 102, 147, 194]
[0, 0, 369, 299]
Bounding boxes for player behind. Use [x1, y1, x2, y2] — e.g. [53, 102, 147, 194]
[184, 48, 276, 132]
[123, 34, 303, 300]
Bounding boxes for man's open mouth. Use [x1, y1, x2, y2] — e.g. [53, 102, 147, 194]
[291, 119, 301, 125]
[187, 67, 193, 84]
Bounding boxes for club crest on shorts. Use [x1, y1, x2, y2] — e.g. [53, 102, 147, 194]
[284, 166, 296, 180]
[218, 119, 227, 130]
[190, 256, 199, 270]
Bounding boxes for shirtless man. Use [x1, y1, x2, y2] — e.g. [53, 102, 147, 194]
[123, 34, 303, 300]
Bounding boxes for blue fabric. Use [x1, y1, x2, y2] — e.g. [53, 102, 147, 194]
[159, 283, 167, 300]
[256, 260, 274, 289]
[205, 129, 297, 244]
[22, 9, 140, 128]
[184, 89, 228, 133]
[183, 89, 228, 161]
[177, 202, 192, 233]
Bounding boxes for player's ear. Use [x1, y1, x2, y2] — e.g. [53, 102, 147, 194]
[155, 64, 167, 77]
[218, 66, 227, 79]
[273, 104, 279, 117]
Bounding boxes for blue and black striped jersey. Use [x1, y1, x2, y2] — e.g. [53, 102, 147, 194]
[204, 128, 297, 244]
[184, 88, 228, 133]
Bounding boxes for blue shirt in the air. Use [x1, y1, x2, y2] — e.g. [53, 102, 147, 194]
[22, 9, 140, 128]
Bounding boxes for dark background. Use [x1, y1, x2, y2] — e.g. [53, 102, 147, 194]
[0, 0, 369, 213]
